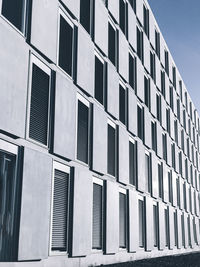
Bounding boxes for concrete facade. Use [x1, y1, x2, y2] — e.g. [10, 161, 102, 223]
[0, 0, 199, 266]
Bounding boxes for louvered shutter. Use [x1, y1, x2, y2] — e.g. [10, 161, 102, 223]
[119, 193, 126, 248]
[29, 64, 50, 145]
[51, 169, 69, 252]
[92, 184, 102, 249]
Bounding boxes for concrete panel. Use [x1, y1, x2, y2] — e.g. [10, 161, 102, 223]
[107, 0, 119, 23]
[72, 165, 92, 256]
[158, 202, 165, 250]
[107, 62, 119, 119]
[155, 55, 161, 90]
[149, 11, 155, 49]
[128, 88, 137, 136]
[118, 126, 129, 185]
[136, 59, 144, 102]
[143, 34, 150, 73]
[106, 180, 119, 254]
[156, 124, 163, 159]
[77, 25, 94, 96]
[0, 21, 28, 138]
[92, 104, 107, 174]
[128, 5, 137, 51]
[18, 147, 52, 260]
[152, 152, 159, 198]
[185, 183, 189, 213]
[53, 71, 76, 160]
[150, 80, 157, 118]
[172, 170, 177, 207]
[160, 35, 165, 67]
[144, 106, 151, 149]
[145, 196, 153, 251]
[119, 31, 129, 81]
[31, 0, 58, 63]
[61, 0, 80, 19]
[94, 0, 108, 55]
[137, 0, 143, 25]
[128, 189, 139, 252]
[163, 163, 169, 203]
[168, 206, 175, 250]
[137, 140, 146, 193]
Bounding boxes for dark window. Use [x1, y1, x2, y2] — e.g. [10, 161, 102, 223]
[95, 55, 104, 105]
[176, 177, 180, 208]
[166, 108, 171, 134]
[107, 123, 116, 176]
[119, 84, 126, 125]
[161, 71, 165, 98]
[153, 204, 158, 247]
[80, 0, 91, 34]
[185, 92, 188, 112]
[59, 15, 73, 76]
[150, 51, 156, 82]
[174, 120, 178, 144]
[51, 168, 69, 252]
[181, 214, 185, 247]
[0, 150, 20, 261]
[156, 94, 162, 123]
[162, 134, 167, 162]
[179, 80, 183, 102]
[145, 153, 151, 193]
[158, 162, 163, 199]
[137, 27, 143, 62]
[137, 105, 144, 141]
[174, 211, 178, 246]
[171, 143, 176, 169]
[183, 182, 187, 210]
[129, 53, 136, 89]
[129, 141, 136, 186]
[139, 199, 145, 247]
[169, 86, 174, 111]
[143, 5, 149, 37]
[179, 152, 182, 176]
[164, 50, 169, 75]
[119, 193, 127, 248]
[77, 100, 89, 164]
[155, 29, 160, 58]
[177, 99, 180, 121]
[188, 216, 191, 247]
[168, 171, 173, 204]
[2, 0, 25, 32]
[144, 76, 150, 109]
[165, 208, 169, 247]
[92, 183, 103, 249]
[129, 0, 136, 13]
[172, 66, 176, 89]
[29, 63, 50, 146]
[108, 22, 117, 66]
[119, 0, 126, 35]
[183, 110, 186, 130]
[151, 121, 157, 153]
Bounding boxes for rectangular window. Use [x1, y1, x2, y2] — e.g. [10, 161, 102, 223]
[185, 159, 188, 182]
[129, 139, 136, 186]
[168, 171, 173, 204]
[153, 204, 158, 247]
[151, 121, 157, 153]
[174, 120, 178, 144]
[164, 50, 169, 75]
[107, 121, 116, 176]
[137, 105, 144, 141]
[2, 0, 26, 32]
[119, 190, 127, 248]
[172, 66, 176, 89]
[51, 162, 70, 253]
[155, 29, 160, 58]
[185, 92, 188, 112]
[58, 12, 74, 77]
[169, 86, 174, 111]
[150, 51, 156, 82]
[144, 75, 150, 109]
[183, 183, 187, 210]
[77, 95, 89, 164]
[158, 162, 163, 199]
[139, 199, 145, 248]
[164, 208, 169, 247]
[129, 52, 136, 89]
[145, 152, 151, 193]
[156, 94, 162, 123]
[176, 177, 180, 208]
[129, 0, 136, 13]
[108, 20, 117, 66]
[161, 71, 165, 98]
[177, 99, 180, 121]
[174, 211, 178, 247]
[29, 55, 51, 146]
[162, 133, 167, 162]
[166, 108, 171, 134]
[183, 110, 186, 131]
[171, 143, 176, 169]
[95, 53, 105, 105]
[137, 27, 143, 62]
[181, 213, 185, 247]
[179, 152, 182, 176]
[119, 83, 126, 125]
[119, 0, 126, 35]
[188, 216, 191, 247]
[143, 5, 149, 37]
[92, 178, 103, 250]
[80, 0, 92, 34]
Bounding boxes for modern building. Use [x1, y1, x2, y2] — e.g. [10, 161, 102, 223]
[0, 0, 199, 266]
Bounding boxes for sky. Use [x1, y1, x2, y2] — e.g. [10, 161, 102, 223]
[147, 0, 200, 113]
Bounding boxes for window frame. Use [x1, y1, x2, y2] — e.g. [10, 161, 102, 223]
[108, 17, 117, 67]
[129, 136, 137, 187]
[107, 118, 117, 177]
[119, 187, 127, 249]
[94, 50, 105, 106]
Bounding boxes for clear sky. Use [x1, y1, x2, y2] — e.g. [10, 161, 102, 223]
[147, 0, 200, 113]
